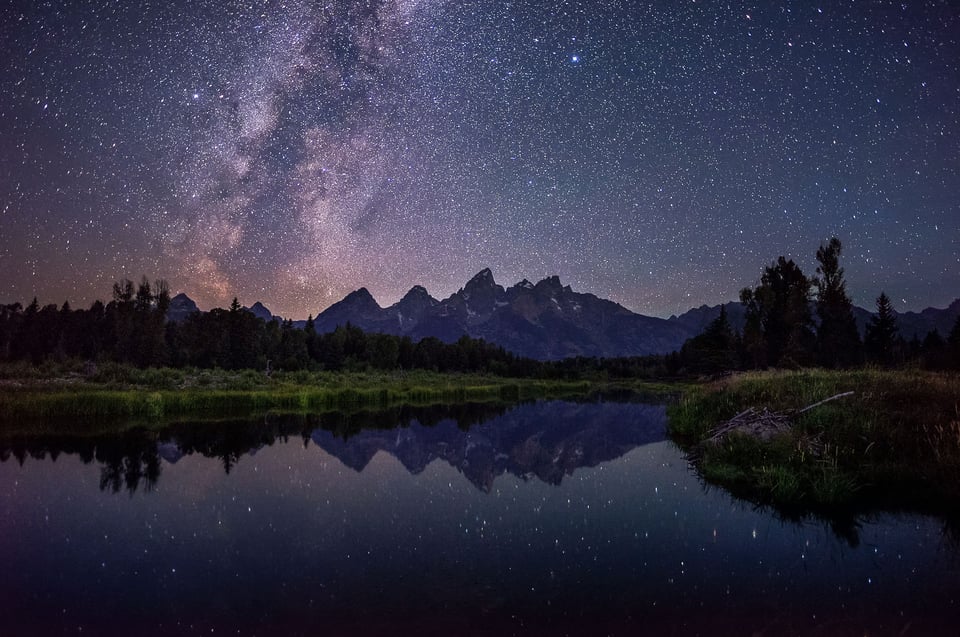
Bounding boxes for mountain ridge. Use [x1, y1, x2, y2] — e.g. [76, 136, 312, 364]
[166, 272, 960, 360]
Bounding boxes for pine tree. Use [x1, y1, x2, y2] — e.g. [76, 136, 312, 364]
[681, 305, 738, 373]
[739, 288, 766, 368]
[920, 330, 947, 370]
[865, 292, 898, 366]
[814, 237, 862, 367]
[109, 279, 135, 363]
[740, 257, 815, 368]
[150, 279, 171, 365]
[227, 297, 257, 370]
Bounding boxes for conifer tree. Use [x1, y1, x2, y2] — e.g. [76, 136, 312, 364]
[681, 305, 738, 373]
[865, 292, 898, 366]
[814, 237, 861, 367]
[740, 257, 815, 368]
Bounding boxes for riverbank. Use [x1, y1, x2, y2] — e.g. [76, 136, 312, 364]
[0, 362, 680, 435]
[668, 369, 960, 513]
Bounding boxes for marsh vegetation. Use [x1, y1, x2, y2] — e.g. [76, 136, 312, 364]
[669, 369, 960, 515]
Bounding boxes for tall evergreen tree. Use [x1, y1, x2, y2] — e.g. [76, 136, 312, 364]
[814, 237, 861, 367]
[920, 330, 948, 370]
[0, 302, 23, 361]
[131, 277, 156, 366]
[227, 298, 259, 370]
[864, 292, 898, 366]
[150, 279, 171, 365]
[108, 279, 136, 362]
[681, 305, 738, 373]
[14, 298, 41, 362]
[304, 314, 320, 363]
[740, 257, 815, 368]
[739, 288, 767, 368]
[56, 301, 73, 359]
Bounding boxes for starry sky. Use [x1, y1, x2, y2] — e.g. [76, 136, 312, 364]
[2, 0, 958, 319]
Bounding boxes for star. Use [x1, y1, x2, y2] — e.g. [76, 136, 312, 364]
[0, 0, 956, 318]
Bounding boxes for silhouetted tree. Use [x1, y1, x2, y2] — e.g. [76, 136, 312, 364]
[369, 333, 400, 369]
[864, 292, 898, 366]
[274, 319, 309, 370]
[814, 237, 861, 367]
[398, 336, 415, 369]
[80, 300, 107, 360]
[15, 299, 60, 363]
[304, 314, 320, 362]
[681, 305, 738, 373]
[413, 336, 445, 371]
[920, 330, 948, 370]
[150, 279, 171, 364]
[226, 298, 259, 369]
[0, 302, 23, 360]
[107, 279, 136, 362]
[740, 257, 815, 368]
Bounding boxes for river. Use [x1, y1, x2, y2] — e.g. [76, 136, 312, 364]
[1, 400, 957, 635]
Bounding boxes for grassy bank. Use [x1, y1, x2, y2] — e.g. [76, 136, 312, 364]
[669, 369, 960, 513]
[0, 363, 679, 435]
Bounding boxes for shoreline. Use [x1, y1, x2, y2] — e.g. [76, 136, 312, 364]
[668, 368, 960, 516]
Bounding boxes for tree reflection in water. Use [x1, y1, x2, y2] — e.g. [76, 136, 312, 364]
[4, 399, 957, 549]
[0, 399, 664, 494]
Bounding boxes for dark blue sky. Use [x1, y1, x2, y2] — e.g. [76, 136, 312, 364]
[2, 0, 958, 318]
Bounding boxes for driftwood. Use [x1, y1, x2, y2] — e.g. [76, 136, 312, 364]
[704, 407, 792, 443]
[796, 391, 855, 414]
[689, 392, 855, 463]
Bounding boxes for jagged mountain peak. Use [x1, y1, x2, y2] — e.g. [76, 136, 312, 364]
[465, 268, 497, 289]
[391, 285, 439, 329]
[343, 287, 377, 304]
[166, 293, 200, 323]
[247, 301, 274, 321]
[457, 269, 505, 314]
[312, 286, 385, 333]
[401, 285, 434, 301]
[532, 275, 565, 295]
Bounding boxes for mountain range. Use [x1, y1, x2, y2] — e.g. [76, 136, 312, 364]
[168, 270, 960, 360]
[154, 401, 668, 493]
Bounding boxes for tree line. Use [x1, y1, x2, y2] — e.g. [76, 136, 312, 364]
[0, 276, 538, 375]
[2, 239, 958, 378]
[679, 237, 960, 374]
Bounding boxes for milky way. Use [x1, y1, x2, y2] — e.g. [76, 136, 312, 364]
[2, 1, 958, 318]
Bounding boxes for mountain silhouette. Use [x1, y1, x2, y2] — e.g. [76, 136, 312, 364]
[166, 272, 960, 359]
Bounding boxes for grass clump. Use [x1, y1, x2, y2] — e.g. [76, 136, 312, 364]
[669, 368, 960, 513]
[0, 365, 671, 436]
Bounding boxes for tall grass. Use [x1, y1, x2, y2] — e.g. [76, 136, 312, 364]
[668, 368, 960, 512]
[0, 365, 657, 436]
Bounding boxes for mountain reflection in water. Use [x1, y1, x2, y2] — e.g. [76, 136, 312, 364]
[0, 400, 666, 494]
[3, 399, 960, 636]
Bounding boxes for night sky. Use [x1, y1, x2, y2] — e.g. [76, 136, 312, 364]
[2, 1, 958, 319]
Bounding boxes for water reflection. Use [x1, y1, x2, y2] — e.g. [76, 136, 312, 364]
[2, 400, 959, 635]
[4, 399, 959, 550]
[0, 400, 666, 495]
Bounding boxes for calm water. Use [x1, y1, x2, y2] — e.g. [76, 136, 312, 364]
[1, 400, 958, 636]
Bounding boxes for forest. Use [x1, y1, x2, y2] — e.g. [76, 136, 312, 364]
[1, 238, 959, 378]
